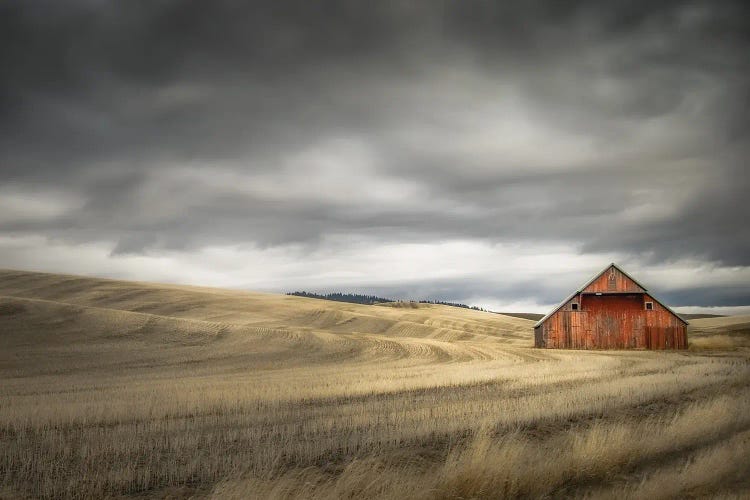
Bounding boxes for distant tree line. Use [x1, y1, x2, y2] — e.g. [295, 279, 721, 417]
[287, 291, 395, 305]
[287, 291, 486, 311]
[419, 300, 487, 312]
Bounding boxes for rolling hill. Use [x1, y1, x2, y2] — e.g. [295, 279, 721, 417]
[688, 314, 750, 349]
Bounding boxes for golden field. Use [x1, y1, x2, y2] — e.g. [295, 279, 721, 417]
[0, 269, 748, 499]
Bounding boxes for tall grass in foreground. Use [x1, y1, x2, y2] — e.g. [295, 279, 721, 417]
[215, 393, 750, 499]
[3, 356, 747, 498]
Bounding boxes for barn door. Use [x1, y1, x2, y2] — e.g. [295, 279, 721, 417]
[645, 326, 663, 349]
[571, 310, 581, 348]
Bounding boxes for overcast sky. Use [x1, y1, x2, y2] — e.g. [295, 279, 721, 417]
[1, 1, 748, 313]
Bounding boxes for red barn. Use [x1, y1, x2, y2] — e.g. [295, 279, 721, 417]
[534, 263, 688, 349]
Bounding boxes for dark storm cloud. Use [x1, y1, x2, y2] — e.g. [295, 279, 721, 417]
[661, 285, 750, 308]
[1, 0, 749, 307]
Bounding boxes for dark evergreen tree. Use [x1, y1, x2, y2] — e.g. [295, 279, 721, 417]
[287, 291, 394, 305]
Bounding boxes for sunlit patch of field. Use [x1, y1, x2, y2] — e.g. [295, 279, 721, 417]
[0, 269, 748, 499]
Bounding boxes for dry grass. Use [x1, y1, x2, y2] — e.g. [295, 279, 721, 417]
[689, 315, 750, 350]
[216, 393, 750, 499]
[0, 269, 748, 499]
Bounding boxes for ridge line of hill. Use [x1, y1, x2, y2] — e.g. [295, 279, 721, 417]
[0, 294, 244, 328]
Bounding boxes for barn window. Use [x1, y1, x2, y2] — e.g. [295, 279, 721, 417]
[571, 303, 579, 311]
[645, 302, 653, 310]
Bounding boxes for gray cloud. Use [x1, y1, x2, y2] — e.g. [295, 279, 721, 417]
[1, 0, 748, 308]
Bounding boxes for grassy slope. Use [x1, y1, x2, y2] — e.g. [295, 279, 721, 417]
[0, 269, 748, 499]
[0, 268, 532, 339]
[689, 315, 750, 349]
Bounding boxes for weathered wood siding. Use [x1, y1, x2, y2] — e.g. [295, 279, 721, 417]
[641, 293, 688, 349]
[582, 266, 645, 293]
[535, 265, 687, 350]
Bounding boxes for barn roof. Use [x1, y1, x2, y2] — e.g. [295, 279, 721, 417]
[533, 263, 688, 328]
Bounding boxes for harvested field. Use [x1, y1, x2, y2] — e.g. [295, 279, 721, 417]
[0, 269, 748, 499]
